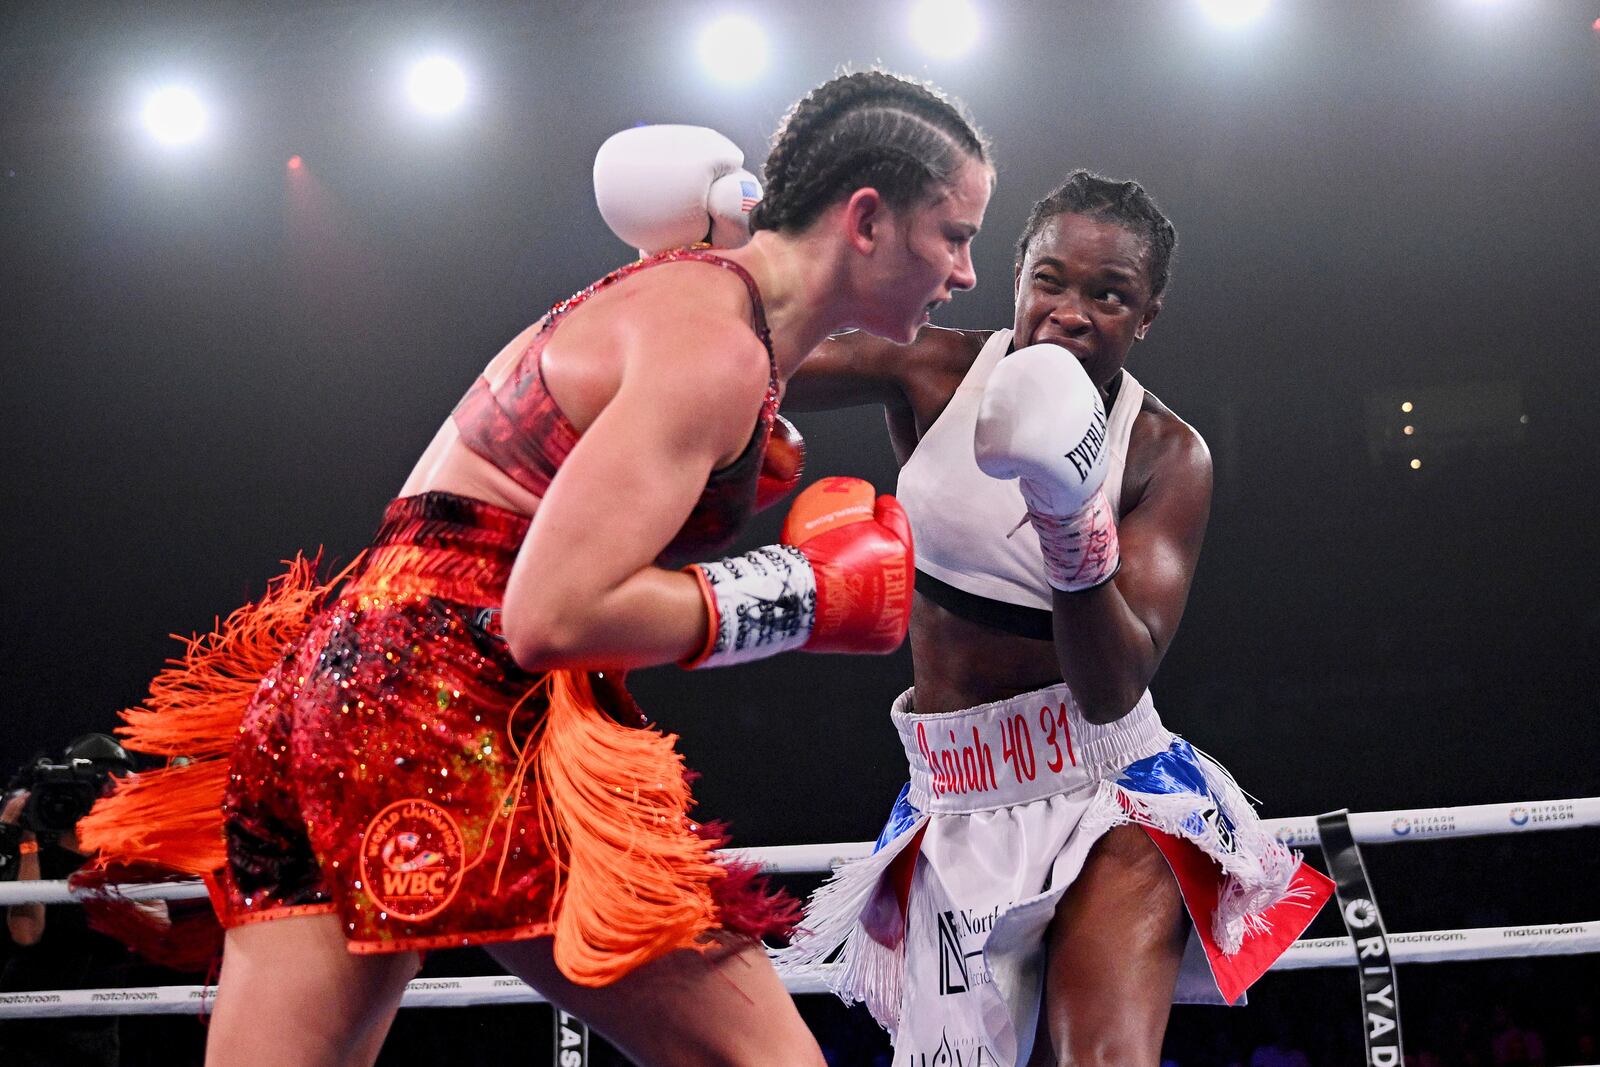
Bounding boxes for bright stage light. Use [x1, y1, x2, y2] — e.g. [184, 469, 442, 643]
[140, 86, 208, 146]
[909, 0, 981, 58]
[406, 56, 468, 115]
[696, 14, 769, 84]
[1197, 0, 1270, 27]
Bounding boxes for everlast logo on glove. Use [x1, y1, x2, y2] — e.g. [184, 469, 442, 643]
[1064, 406, 1109, 483]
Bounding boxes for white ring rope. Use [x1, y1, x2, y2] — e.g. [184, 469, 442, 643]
[4, 795, 1595, 905]
[2, 795, 1596, 1020]
[1, 921, 1596, 1019]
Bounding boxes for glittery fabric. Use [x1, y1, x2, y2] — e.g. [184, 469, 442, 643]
[451, 248, 782, 563]
[215, 493, 791, 957]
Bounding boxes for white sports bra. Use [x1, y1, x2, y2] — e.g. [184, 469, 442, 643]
[896, 328, 1145, 620]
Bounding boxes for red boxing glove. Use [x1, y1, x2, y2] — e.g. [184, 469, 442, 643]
[754, 414, 806, 513]
[682, 476, 913, 668]
[780, 476, 912, 655]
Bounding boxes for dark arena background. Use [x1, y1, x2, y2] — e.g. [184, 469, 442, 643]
[3, 2, 1598, 1064]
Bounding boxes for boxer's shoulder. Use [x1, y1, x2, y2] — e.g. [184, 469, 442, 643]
[1126, 390, 1211, 513]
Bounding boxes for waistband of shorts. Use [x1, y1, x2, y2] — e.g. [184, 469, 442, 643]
[344, 492, 530, 607]
[892, 683, 1172, 813]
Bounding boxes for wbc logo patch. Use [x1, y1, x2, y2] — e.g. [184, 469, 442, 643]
[360, 799, 465, 921]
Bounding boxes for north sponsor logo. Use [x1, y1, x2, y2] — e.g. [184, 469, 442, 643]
[904, 1028, 1000, 1066]
[360, 798, 465, 922]
[937, 907, 1000, 996]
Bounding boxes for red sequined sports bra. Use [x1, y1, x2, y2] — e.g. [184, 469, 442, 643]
[451, 248, 780, 564]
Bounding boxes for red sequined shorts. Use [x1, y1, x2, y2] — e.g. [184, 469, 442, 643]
[210, 494, 788, 960]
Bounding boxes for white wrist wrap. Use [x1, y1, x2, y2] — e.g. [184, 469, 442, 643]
[1027, 487, 1122, 593]
[686, 545, 818, 669]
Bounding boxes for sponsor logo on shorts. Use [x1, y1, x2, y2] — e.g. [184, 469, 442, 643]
[937, 907, 999, 996]
[903, 1028, 1000, 1066]
[360, 798, 465, 922]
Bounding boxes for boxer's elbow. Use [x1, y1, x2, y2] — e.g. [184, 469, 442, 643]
[1072, 681, 1146, 725]
[501, 606, 585, 673]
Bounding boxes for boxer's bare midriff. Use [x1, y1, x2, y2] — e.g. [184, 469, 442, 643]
[907, 593, 1062, 716]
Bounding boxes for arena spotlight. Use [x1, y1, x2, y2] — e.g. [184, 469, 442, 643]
[696, 14, 769, 84]
[1197, 0, 1270, 26]
[909, 0, 981, 58]
[140, 86, 208, 146]
[405, 56, 468, 115]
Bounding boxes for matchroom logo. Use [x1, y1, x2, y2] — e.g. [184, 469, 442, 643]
[360, 799, 465, 922]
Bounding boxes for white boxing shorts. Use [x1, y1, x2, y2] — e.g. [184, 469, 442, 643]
[773, 683, 1333, 1066]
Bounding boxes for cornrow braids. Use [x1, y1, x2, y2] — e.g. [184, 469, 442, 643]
[1014, 171, 1178, 300]
[750, 70, 990, 235]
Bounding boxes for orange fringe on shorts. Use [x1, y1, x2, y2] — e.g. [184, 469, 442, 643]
[77, 548, 753, 988]
[530, 669, 728, 985]
[76, 554, 345, 877]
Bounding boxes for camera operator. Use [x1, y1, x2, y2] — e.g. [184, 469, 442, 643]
[0, 734, 135, 1067]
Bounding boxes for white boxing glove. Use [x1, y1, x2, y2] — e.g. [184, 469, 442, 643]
[593, 124, 763, 256]
[974, 343, 1120, 592]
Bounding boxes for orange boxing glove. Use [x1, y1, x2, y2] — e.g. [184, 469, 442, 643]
[754, 414, 806, 512]
[682, 476, 913, 669]
[780, 476, 912, 655]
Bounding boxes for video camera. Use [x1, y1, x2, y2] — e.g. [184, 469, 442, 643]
[0, 733, 133, 881]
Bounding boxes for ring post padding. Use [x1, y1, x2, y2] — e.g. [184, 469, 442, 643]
[1318, 809, 1403, 1066]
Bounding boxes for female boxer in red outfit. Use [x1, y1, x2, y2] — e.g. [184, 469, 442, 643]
[79, 71, 991, 1067]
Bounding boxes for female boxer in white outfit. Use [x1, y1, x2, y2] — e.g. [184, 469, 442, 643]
[777, 175, 1333, 1067]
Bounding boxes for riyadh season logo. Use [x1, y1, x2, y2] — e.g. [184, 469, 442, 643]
[1390, 812, 1456, 838]
[1510, 802, 1576, 826]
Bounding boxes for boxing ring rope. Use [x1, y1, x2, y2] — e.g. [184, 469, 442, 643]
[5, 794, 1595, 906]
[2, 794, 1597, 1020]
[3, 921, 1598, 1019]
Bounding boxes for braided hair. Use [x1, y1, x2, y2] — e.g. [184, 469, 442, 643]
[749, 70, 990, 234]
[1014, 171, 1178, 300]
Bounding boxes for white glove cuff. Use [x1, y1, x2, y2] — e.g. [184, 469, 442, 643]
[1027, 487, 1122, 593]
[683, 545, 817, 669]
